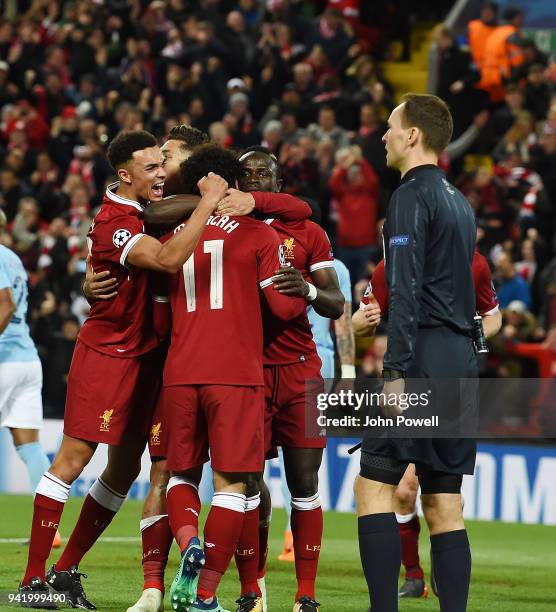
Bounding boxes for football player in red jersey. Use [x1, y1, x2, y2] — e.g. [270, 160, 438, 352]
[152, 145, 308, 612]
[216, 148, 345, 612]
[353, 252, 501, 599]
[136, 146, 343, 612]
[85, 128, 317, 612]
[19, 130, 228, 608]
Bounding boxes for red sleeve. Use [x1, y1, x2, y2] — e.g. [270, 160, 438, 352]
[252, 192, 311, 222]
[92, 213, 145, 267]
[328, 165, 347, 195]
[307, 222, 334, 273]
[472, 252, 499, 315]
[371, 260, 388, 312]
[257, 225, 307, 320]
[360, 261, 388, 312]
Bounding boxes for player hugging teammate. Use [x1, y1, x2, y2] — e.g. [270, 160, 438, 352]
[17, 130, 344, 612]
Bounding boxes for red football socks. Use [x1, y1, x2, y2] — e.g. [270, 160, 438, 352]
[56, 495, 118, 570]
[23, 493, 66, 585]
[399, 514, 425, 580]
[197, 493, 246, 601]
[291, 496, 323, 600]
[141, 515, 174, 591]
[166, 479, 201, 552]
[234, 495, 261, 596]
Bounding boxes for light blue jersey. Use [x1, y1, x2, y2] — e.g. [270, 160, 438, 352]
[307, 259, 351, 378]
[0, 245, 39, 363]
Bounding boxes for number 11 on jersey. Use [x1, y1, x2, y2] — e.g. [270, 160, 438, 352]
[183, 239, 224, 311]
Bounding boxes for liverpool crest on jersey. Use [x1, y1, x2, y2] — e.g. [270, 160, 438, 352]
[283, 237, 295, 260]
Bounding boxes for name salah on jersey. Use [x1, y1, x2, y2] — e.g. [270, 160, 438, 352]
[173, 215, 240, 235]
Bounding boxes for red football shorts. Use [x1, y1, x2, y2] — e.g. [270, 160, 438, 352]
[64, 340, 163, 445]
[164, 384, 265, 473]
[264, 356, 326, 457]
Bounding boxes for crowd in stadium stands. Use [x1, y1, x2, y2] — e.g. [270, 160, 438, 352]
[0, 0, 555, 428]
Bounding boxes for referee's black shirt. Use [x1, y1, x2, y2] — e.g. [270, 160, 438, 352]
[383, 164, 476, 373]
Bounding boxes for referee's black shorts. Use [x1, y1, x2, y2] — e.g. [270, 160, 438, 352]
[360, 326, 478, 494]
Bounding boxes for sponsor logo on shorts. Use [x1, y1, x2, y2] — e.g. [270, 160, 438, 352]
[112, 228, 132, 248]
[389, 235, 410, 247]
[100, 409, 114, 432]
[205, 542, 216, 548]
[283, 237, 295, 260]
[150, 422, 162, 445]
[185, 507, 199, 517]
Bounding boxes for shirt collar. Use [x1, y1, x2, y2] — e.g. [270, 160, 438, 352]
[401, 164, 443, 185]
[105, 182, 144, 211]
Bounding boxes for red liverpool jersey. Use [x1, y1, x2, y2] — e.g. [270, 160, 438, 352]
[78, 183, 159, 357]
[361, 250, 499, 316]
[262, 218, 335, 365]
[162, 215, 305, 386]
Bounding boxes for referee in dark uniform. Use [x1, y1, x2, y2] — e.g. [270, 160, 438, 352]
[354, 94, 477, 612]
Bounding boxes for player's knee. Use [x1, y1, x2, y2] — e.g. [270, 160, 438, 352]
[245, 473, 261, 498]
[150, 460, 170, 492]
[395, 483, 418, 512]
[287, 471, 318, 498]
[50, 444, 93, 483]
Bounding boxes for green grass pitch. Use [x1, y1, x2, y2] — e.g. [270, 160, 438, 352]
[0, 494, 555, 611]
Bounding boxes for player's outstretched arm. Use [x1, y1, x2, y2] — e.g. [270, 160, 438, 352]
[0, 287, 16, 334]
[272, 266, 344, 319]
[126, 173, 227, 273]
[216, 189, 312, 222]
[143, 194, 201, 227]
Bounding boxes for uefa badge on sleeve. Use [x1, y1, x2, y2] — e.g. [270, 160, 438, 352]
[113, 229, 132, 248]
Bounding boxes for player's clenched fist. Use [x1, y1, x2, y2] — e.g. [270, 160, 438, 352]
[197, 172, 228, 207]
[362, 295, 381, 327]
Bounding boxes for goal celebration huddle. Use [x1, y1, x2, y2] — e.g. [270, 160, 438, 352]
[18, 125, 345, 612]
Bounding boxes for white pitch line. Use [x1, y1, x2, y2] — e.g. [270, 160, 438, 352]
[0, 536, 140, 544]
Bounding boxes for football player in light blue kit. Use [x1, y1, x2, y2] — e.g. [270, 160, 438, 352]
[0, 209, 54, 503]
[278, 257, 355, 560]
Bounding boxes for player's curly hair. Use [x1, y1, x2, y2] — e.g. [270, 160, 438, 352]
[167, 125, 209, 151]
[107, 130, 158, 170]
[180, 144, 242, 194]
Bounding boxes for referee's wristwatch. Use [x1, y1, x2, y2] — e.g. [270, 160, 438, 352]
[381, 368, 405, 381]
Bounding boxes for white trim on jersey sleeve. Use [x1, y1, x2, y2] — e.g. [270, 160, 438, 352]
[483, 305, 500, 316]
[309, 261, 335, 272]
[259, 277, 274, 289]
[120, 233, 145, 266]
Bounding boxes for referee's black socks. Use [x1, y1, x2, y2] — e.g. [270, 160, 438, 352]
[430, 529, 471, 612]
[358, 512, 400, 612]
